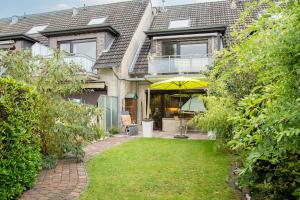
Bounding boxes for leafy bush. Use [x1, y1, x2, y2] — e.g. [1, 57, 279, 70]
[192, 97, 235, 145]
[2, 50, 103, 161]
[41, 155, 58, 170]
[0, 78, 41, 199]
[206, 1, 300, 199]
[108, 126, 121, 136]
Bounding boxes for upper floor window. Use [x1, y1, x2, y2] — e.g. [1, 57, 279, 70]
[26, 25, 48, 35]
[88, 17, 107, 25]
[168, 19, 190, 29]
[162, 41, 208, 57]
[59, 39, 97, 59]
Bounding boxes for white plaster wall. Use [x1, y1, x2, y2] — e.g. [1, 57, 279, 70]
[137, 82, 150, 124]
[119, 2, 154, 78]
[98, 68, 117, 96]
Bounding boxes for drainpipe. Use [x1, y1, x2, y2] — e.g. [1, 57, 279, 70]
[112, 66, 123, 128]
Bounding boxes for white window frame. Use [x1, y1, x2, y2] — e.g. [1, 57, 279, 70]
[26, 25, 48, 35]
[168, 19, 190, 29]
[87, 17, 107, 25]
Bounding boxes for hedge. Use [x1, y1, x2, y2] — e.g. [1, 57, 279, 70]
[0, 78, 41, 199]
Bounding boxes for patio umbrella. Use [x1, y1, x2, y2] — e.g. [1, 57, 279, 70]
[150, 76, 208, 138]
[150, 76, 208, 91]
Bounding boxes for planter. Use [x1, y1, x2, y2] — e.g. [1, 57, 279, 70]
[142, 119, 153, 138]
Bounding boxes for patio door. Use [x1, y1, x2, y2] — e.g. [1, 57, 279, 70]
[98, 95, 118, 131]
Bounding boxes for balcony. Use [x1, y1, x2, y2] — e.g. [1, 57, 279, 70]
[63, 54, 96, 74]
[148, 55, 213, 74]
[31, 43, 97, 74]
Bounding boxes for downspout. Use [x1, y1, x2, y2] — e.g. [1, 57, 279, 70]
[112, 66, 124, 128]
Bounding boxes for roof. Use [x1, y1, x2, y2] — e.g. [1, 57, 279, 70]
[40, 24, 120, 37]
[132, 0, 245, 74]
[0, 0, 149, 68]
[0, 33, 39, 43]
[145, 24, 227, 37]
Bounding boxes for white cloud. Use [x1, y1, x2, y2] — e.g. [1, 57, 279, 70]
[41, 3, 73, 12]
[80, 0, 128, 5]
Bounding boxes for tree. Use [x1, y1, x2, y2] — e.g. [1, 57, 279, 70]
[1, 50, 103, 161]
[195, 1, 300, 198]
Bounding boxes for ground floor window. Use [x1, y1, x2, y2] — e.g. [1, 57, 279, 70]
[148, 90, 206, 130]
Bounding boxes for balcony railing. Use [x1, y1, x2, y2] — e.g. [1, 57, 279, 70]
[31, 43, 96, 74]
[148, 54, 213, 74]
[63, 54, 96, 74]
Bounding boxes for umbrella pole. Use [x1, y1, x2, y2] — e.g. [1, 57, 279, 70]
[147, 88, 151, 118]
[180, 89, 183, 136]
[174, 88, 188, 139]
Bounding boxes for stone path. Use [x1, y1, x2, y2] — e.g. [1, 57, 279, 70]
[20, 134, 137, 200]
[84, 134, 137, 160]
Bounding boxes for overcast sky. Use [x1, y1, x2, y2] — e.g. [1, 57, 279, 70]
[0, 0, 221, 18]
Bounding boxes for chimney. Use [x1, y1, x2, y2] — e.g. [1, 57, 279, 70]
[72, 7, 78, 17]
[10, 15, 18, 25]
[162, 0, 166, 10]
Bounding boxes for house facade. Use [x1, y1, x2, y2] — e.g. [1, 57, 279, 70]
[0, 0, 254, 131]
[128, 0, 247, 130]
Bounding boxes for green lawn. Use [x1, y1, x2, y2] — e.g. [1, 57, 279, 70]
[80, 138, 238, 200]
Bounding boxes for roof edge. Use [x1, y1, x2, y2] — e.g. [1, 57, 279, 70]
[40, 24, 120, 37]
[0, 33, 39, 43]
[145, 24, 227, 37]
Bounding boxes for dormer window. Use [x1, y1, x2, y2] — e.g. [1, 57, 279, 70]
[87, 17, 107, 25]
[168, 19, 190, 29]
[59, 39, 97, 59]
[26, 25, 48, 35]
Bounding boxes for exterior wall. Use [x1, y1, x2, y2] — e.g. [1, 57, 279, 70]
[100, 1, 153, 126]
[14, 40, 22, 51]
[120, 80, 133, 111]
[104, 32, 115, 50]
[120, 1, 154, 78]
[67, 90, 107, 105]
[16, 40, 34, 50]
[97, 68, 118, 96]
[137, 82, 150, 124]
[48, 32, 108, 58]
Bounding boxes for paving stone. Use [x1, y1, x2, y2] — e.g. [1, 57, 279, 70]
[20, 135, 136, 200]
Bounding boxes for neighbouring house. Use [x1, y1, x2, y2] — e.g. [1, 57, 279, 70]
[0, 0, 264, 131]
[0, 0, 153, 130]
[129, 0, 251, 131]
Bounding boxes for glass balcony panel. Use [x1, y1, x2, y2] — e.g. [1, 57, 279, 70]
[32, 43, 96, 74]
[148, 55, 212, 74]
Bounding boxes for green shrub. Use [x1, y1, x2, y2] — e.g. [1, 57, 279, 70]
[2, 50, 103, 161]
[192, 97, 235, 145]
[208, 1, 300, 198]
[108, 126, 121, 136]
[41, 155, 58, 170]
[0, 78, 41, 199]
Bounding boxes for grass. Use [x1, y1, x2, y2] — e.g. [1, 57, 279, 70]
[80, 138, 238, 200]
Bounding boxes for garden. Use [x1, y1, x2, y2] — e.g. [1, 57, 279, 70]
[0, 51, 103, 199]
[193, 1, 300, 199]
[80, 139, 239, 200]
[0, 1, 299, 200]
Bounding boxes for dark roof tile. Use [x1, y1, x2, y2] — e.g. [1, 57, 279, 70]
[132, 0, 245, 74]
[0, 0, 149, 68]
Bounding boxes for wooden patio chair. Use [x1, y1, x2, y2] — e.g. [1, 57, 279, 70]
[121, 112, 138, 135]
